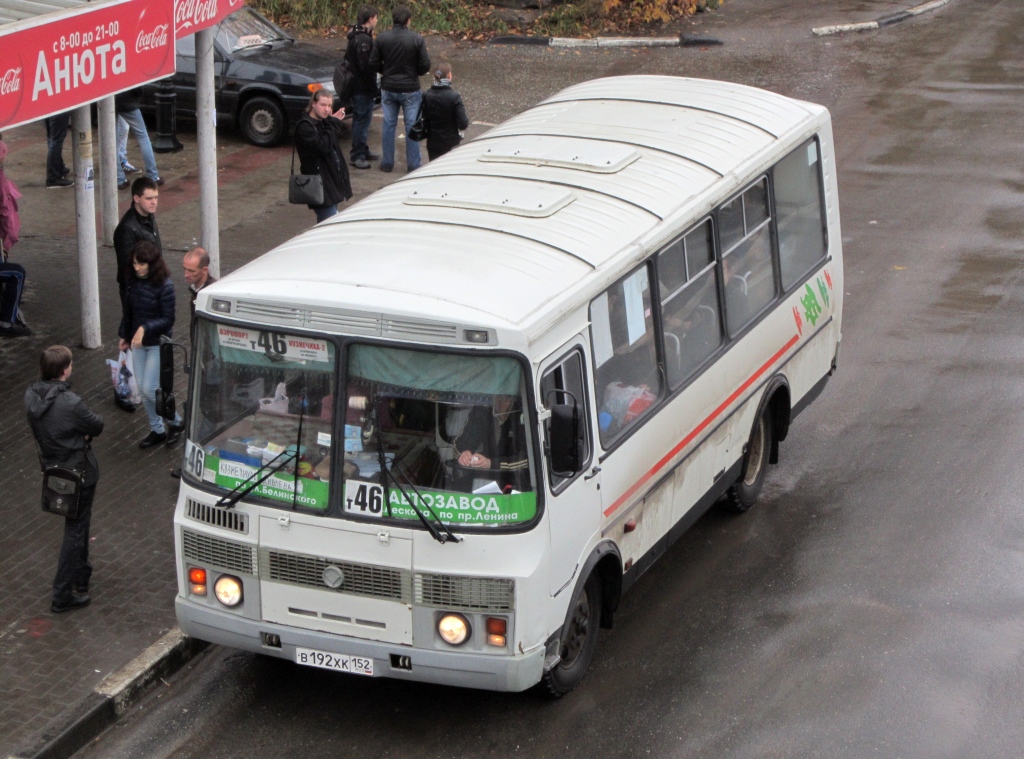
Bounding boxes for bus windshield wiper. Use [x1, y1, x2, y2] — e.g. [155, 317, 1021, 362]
[371, 398, 460, 544]
[216, 447, 298, 509]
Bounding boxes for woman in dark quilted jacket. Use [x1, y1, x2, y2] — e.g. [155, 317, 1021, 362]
[421, 62, 469, 162]
[118, 240, 182, 448]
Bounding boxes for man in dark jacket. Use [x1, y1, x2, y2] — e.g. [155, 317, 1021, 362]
[294, 90, 353, 223]
[345, 6, 380, 170]
[421, 62, 469, 161]
[26, 345, 104, 613]
[369, 5, 430, 174]
[113, 177, 161, 307]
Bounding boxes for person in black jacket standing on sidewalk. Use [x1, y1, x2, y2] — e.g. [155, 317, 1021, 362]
[294, 89, 352, 223]
[113, 177, 161, 308]
[421, 62, 469, 162]
[345, 6, 380, 170]
[369, 5, 430, 174]
[26, 345, 104, 613]
[119, 241, 183, 448]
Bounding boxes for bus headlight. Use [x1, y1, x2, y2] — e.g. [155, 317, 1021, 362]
[214, 575, 243, 607]
[438, 613, 470, 645]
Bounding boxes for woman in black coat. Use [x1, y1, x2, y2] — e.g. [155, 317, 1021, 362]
[118, 240, 182, 448]
[294, 89, 353, 223]
[421, 62, 469, 162]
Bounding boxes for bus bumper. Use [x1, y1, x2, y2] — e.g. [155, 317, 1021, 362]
[176, 596, 546, 692]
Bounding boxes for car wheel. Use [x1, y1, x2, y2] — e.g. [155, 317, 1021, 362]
[722, 405, 773, 513]
[239, 96, 285, 147]
[541, 573, 602, 698]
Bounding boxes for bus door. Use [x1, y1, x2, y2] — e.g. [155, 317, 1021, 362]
[539, 340, 601, 597]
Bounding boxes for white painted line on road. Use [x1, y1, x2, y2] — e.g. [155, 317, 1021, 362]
[550, 36, 680, 47]
[550, 37, 599, 47]
[908, 0, 953, 15]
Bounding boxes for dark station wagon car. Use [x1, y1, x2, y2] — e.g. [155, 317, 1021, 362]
[142, 6, 339, 146]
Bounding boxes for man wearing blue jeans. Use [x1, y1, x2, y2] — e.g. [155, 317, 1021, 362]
[115, 88, 161, 190]
[369, 5, 430, 173]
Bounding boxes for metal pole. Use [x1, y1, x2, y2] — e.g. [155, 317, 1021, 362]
[71, 105, 101, 349]
[196, 26, 220, 277]
[97, 96, 118, 245]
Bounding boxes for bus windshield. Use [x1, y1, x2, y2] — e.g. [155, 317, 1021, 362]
[186, 320, 336, 512]
[341, 344, 538, 529]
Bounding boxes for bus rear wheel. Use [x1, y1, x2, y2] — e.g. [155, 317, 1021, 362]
[541, 573, 602, 698]
[723, 406, 773, 513]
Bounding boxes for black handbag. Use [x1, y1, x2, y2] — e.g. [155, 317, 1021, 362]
[288, 146, 324, 206]
[41, 465, 83, 518]
[407, 104, 428, 143]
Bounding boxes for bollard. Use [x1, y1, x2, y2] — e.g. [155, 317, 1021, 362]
[152, 77, 184, 153]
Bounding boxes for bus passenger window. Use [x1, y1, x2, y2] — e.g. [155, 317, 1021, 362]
[775, 138, 827, 289]
[720, 178, 777, 335]
[590, 264, 661, 445]
[659, 219, 721, 389]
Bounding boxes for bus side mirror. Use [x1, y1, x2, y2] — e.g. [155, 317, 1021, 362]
[155, 339, 176, 421]
[549, 402, 583, 475]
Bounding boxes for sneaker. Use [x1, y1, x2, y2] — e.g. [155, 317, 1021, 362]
[351, 158, 371, 169]
[0, 323, 31, 337]
[117, 180, 129, 190]
[139, 430, 167, 449]
[46, 177, 74, 188]
[379, 165, 393, 173]
[122, 162, 141, 175]
[366, 151, 381, 161]
[51, 592, 91, 614]
[154, 177, 165, 186]
[165, 425, 183, 447]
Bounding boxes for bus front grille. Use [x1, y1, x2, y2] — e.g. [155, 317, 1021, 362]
[414, 574, 516, 612]
[185, 498, 249, 534]
[182, 530, 257, 575]
[259, 548, 412, 603]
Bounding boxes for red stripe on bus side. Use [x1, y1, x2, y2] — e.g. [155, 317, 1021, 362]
[602, 333, 800, 519]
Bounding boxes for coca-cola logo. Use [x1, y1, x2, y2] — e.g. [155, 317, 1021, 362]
[0, 67, 21, 96]
[135, 24, 169, 54]
[175, 0, 219, 28]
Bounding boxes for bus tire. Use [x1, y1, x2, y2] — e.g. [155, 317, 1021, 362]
[723, 406, 773, 513]
[541, 573, 602, 698]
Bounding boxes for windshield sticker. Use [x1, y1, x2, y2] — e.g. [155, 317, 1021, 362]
[344, 480, 537, 526]
[204, 453, 330, 510]
[216, 326, 330, 362]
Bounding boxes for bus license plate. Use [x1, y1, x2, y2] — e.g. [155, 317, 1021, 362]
[295, 648, 374, 676]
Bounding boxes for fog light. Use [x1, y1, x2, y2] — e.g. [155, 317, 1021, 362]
[189, 567, 207, 596]
[438, 613, 470, 646]
[487, 634, 506, 647]
[214, 575, 243, 607]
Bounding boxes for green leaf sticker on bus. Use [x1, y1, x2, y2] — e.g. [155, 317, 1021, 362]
[344, 479, 537, 526]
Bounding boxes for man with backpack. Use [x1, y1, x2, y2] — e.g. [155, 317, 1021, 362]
[342, 6, 381, 170]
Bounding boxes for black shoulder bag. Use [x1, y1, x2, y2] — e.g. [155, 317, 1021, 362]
[41, 465, 83, 518]
[288, 143, 325, 206]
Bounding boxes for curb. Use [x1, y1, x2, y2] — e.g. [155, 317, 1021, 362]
[7, 629, 208, 759]
[812, 0, 954, 36]
[489, 33, 722, 48]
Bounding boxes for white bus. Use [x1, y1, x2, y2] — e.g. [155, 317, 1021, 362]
[174, 75, 843, 696]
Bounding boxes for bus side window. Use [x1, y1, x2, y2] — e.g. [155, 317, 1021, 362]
[721, 178, 777, 335]
[775, 138, 828, 289]
[658, 219, 722, 389]
[540, 350, 591, 489]
[590, 264, 661, 445]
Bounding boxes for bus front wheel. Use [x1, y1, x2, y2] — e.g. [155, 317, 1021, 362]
[541, 573, 602, 698]
[723, 406, 773, 512]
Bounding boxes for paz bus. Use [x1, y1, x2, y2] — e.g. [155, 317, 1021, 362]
[173, 75, 843, 696]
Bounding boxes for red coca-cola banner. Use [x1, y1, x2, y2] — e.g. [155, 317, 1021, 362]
[175, 0, 245, 37]
[0, 0, 175, 131]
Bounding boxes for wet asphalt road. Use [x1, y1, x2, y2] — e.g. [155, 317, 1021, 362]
[75, 1, 1024, 756]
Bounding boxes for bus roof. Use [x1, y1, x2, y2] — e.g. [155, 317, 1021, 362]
[207, 76, 827, 344]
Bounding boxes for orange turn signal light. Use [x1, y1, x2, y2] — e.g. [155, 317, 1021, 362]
[189, 567, 207, 584]
[486, 617, 507, 636]
[307, 82, 323, 93]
